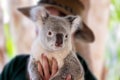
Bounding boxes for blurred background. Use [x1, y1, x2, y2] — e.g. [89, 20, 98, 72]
[0, 0, 120, 80]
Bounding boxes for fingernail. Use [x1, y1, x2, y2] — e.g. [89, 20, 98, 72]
[52, 57, 55, 61]
[52, 57, 54, 61]
[42, 53, 46, 57]
[41, 54, 44, 57]
[68, 74, 71, 79]
[43, 55, 47, 59]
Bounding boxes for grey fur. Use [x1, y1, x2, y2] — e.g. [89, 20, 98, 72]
[18, 6, 95, 80]
[28, 58, 42, 80]
[50, 52, 84, 80]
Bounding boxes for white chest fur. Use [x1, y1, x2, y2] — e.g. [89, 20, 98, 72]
[31, 41, 70, 68]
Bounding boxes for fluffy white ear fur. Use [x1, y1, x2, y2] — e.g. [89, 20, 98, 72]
[30, 6, 49, 21]
[71, 16, 82, 33]
[74, 17, 95, 42]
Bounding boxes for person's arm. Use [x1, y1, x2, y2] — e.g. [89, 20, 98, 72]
[0, 63, 11, 80]
[0, 54, 71, 80]
[0, 55, 29, 80]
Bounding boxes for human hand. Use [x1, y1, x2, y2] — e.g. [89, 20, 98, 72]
[37, 54, 71, 80]
[37, 54, 58, 80]
[66, 74, 72, 80]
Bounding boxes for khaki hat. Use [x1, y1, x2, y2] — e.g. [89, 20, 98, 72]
[38, 0, 84, 15]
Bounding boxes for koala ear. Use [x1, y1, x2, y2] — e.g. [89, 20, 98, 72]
[30, 6, 49, 21]
[65, 15, 77, 24]
[74, 21, 95, 42]
[18, 6, 49, 21]
[65, 15, 94, 42]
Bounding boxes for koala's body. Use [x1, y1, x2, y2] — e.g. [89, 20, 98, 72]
[18, 6, 95, 80]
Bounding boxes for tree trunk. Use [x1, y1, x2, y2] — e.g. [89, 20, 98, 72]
[8, 0, 36, 54]
[77, 0, 110, 79]
[0, 5, 5, 72]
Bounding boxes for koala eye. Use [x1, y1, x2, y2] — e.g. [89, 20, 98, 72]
[65, 35, 68, 38]
[48, 31, 52, 36]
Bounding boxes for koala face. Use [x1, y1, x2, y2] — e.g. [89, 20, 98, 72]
[38, 16, 71, 51]
[18, 6, 95, 51]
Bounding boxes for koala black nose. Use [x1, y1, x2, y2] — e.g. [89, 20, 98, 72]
[56, 33, 63, 47]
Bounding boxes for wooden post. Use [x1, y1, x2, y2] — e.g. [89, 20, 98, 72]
[8, 0, 36, 54]
[0, 5, 5, 72]
[79, 0, 110, 79]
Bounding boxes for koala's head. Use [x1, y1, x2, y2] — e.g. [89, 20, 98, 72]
[18, 6, 95, 51]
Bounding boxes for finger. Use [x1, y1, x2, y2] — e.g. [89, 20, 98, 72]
[42, 54, 50, 80]
[37, 61, 44, 78]
[51, 57, 58, 77]
[66, 74, 72, 80]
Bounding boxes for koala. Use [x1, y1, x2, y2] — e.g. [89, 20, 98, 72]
[18, 6, 94, 80]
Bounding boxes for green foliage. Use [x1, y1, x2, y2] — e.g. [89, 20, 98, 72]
[111, 0, 120, 20]
[117, 43, 120, 61]
[4, 23, 16, 59]
[110, 0, 120, 30]
[106, 0, 120, 80]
